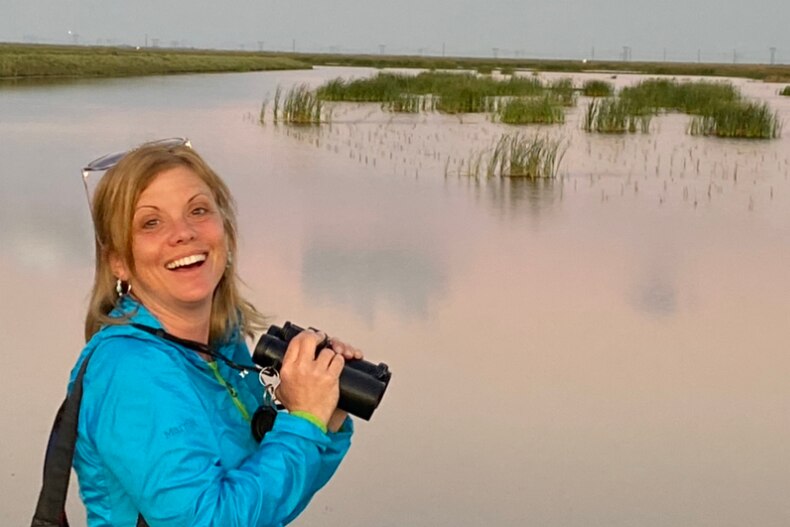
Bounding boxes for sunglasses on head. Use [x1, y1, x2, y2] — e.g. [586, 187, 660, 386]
[80, 137, 191, 244]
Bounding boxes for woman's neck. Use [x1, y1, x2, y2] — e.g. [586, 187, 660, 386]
[133, 294, 212, 345]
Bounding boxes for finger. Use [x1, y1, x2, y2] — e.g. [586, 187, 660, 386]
[329, 338, 363, 360]
[348, 345, 364, 360]
[315, 347, 338, 369]
[294, 330, 326, 365]
[283, 330, 323, 366]
[327, 353, 345, 375]
[273, 384, 285, 404]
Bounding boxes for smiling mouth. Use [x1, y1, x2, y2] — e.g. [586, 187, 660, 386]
[166, 253, 207, 270]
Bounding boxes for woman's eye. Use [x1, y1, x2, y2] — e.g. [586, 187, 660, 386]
[141, 218, 160, 229]
[191, 206, 209, 216]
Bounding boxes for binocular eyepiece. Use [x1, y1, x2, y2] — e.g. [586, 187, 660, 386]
[253, 322, 392, 420]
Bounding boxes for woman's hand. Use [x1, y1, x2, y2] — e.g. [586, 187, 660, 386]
[276, 330, 344, 427]
[326, 337, 364, 432]
[328, 336, 364, 361]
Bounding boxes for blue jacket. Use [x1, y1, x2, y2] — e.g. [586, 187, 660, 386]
[69, 298, 353, 527]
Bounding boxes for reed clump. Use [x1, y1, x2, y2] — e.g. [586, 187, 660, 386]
[315, 71, 544, 113]
[582, 79, 614, 97]
[548, 78, 576, 106]
[688, 101, 781, 139]
[780, 86, 790, 96]
[383, 94, 424, 113]
[486, 133, 566, 178]
[316, 74, 409, 102]
[620, 78, 740, 115]
[434, 84, 495, 113]
[273, 84, 326, 124]
[582, 98, 651, 133]
[497, 96, 565, 124]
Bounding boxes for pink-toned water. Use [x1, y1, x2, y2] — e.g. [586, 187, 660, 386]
[1, 68, 789, 526]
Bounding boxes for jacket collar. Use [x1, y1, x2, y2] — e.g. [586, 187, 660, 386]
[109, 295, 164, 330]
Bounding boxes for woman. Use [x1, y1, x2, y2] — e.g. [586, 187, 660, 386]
[69, 140, 361, 526]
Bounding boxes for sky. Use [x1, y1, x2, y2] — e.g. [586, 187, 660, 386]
[1, 0, 788, 64]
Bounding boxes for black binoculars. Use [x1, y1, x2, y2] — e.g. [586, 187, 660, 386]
[253, 322, 392, 420]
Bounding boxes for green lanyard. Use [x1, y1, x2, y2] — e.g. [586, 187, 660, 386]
[207, 361, 251, 422]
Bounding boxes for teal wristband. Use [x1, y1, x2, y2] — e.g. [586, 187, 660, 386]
[290, 410, 328, 433]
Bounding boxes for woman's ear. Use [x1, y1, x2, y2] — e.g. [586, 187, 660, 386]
[108, 251, 129, 282]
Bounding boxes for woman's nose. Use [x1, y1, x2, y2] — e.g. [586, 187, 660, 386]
[169, 218, 197, 245]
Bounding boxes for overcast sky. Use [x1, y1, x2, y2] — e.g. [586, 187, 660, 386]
[1, 0, 788, 63]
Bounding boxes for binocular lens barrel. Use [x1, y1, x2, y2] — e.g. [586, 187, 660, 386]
[253, 323, 392, 421]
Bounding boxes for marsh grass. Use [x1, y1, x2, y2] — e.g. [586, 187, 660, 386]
[434, 86, 495, 113]
[620, 78, 740, 115]
[316, 74, 408, 102]
[315, 71, 544, 113]
[0, 44, 308, 79]
[454, 150, 487, 178]
[548, 78, 576, 106]
[497, 96, 565, 124]
[781, 86, 790, 96]
[582, 79, 614, 97]
[273, 84, 326, 124]
[259, 101, 267, 124]
[583, 98, 652, 133]
[8, 44, 790, 82]
[486, 133, 566, 178]
[688, 101, 781, 139]
[468, 133, 567, 179]
[383, 94, 424, 113]
[611, 78, 780, 139]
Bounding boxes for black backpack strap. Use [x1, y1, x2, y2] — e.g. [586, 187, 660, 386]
[31, 350, 94, 527]
[31, 351, 149, 527]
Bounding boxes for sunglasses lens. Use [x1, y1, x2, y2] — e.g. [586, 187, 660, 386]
[82, 138, 189, 173]
[149, 138, 190, 149]
[83, 151, 127, 172]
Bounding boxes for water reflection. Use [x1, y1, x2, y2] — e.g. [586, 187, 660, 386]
[303, 244, 445, 322]
[0, 205, 92, 271]
[630, 271, 677, 316]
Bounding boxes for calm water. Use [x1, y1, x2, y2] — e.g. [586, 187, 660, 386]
[2, 68, 790, 526]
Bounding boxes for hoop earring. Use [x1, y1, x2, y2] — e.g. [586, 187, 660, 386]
[116, 279, 132, 298]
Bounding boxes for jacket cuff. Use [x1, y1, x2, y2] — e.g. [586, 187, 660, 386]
[271, 412, 332, 447]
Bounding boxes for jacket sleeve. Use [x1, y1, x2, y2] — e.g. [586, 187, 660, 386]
[281, 417, 353, 525]
[80, 336, 340, 527]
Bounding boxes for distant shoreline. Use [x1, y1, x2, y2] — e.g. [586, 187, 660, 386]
[3, 42, 790, 82]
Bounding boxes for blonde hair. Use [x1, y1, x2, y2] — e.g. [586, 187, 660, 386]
[84, 143, 265, 343]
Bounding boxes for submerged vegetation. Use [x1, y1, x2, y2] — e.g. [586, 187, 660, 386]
[579, 79, 780, 139]
[488, 133, 567, 178]
[272, 84, 326, 124]
[316, 71, 545, 113]
[453, 133, 566, 178]
[688, 101, 781, 139]
[253, 60, 782, 141]
[497, 96, 565, 125]
[548, 78, 576, 107]
[583, 98, 652, 133]
[382, 94, 425, 113]
[582, 80, 614, 97]
[620, 78, 739, 115]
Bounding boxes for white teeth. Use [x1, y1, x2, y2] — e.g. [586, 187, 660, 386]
[166, 254, 207, 270]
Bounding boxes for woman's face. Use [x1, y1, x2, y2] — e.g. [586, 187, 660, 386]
[113, 166, 227, 318]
